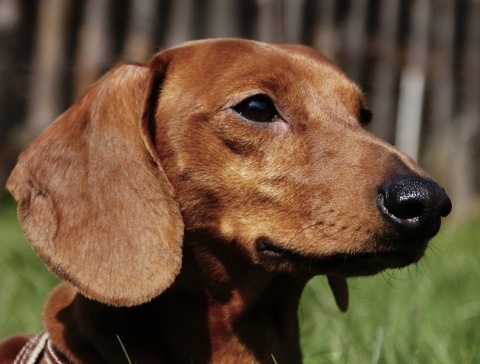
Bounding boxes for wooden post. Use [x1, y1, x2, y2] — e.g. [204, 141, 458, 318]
[255, 0, 283, 43]
[204, 0, 239, 38]
[369, 0, 400, 143]
[395, 0, 431, 161]
[343, 0, 368, 84]
[311, 0, 339, 62]
[163, 0, 195, 47]
[74, 0, 113, 98]
[422, 0, 455, 196]
[450, 0, 480, 218]
[25, 0, 70, 141]
[122, 0, 158, 62]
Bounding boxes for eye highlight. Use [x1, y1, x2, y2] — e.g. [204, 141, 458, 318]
[232, 94, 278, 123]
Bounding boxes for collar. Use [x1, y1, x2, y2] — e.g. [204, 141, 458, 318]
[14, 332, 69, 364]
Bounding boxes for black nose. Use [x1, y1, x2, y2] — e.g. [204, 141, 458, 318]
[378, 176, 452, 238]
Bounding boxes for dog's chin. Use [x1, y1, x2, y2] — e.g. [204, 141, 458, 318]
[255, 236, 429, 277]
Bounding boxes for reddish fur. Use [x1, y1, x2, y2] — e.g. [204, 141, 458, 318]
[1, 39, 442, 363]
[0, 335, 32, 364]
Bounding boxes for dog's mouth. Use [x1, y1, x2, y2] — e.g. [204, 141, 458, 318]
[256, 235, 430, 312]
[255, 236, 428, 277]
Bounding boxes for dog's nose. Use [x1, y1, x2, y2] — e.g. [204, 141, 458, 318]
[378, 176, 452, 238]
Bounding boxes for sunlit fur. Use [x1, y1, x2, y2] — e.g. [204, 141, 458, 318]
[1, 39, 446, 364]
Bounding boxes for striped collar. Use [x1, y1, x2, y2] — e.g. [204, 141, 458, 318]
[14, 333, 69, 364]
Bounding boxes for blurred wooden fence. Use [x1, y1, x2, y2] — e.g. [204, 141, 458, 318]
[0, 0, 479, 219]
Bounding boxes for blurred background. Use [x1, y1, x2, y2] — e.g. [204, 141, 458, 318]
[1, 1, 479, 362]
[0, 0, 479, 220]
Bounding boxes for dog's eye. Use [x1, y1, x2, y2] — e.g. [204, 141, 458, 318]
[359, 106, 372, 126]
[233, 94, 278, 123]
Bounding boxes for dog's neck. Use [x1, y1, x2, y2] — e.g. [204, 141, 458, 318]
[44, 233, 309, 363]
[179, 232, 309, 363]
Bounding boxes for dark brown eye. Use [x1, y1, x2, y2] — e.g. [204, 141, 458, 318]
[233, 94, 278, 123]
[359, 106, 372, 126]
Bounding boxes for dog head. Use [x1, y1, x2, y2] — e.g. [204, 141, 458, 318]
[7, 39, 451, 309]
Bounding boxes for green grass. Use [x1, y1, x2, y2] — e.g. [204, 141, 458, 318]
[0, 193, 59, 335]
[300, 219, 480, 363]
[1, 193, 479, 363]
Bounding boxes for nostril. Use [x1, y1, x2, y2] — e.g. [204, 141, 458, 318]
[385, 198, 424, 221]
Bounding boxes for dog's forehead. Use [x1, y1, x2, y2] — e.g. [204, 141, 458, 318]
[163, 39, 363, 104]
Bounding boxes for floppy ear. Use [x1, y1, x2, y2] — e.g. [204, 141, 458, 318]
[6, 61, 184, 307]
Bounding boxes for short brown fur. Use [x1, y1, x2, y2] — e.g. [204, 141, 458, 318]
[1, 39, 448, 363]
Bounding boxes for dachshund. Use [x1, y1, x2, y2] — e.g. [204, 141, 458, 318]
[1, 39, 451, 363]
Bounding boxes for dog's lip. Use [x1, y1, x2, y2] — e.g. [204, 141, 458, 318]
[256, 237, 428, 276]
[257, 238, 286, 259]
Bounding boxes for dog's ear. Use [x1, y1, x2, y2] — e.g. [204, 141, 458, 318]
[7, 61, 184, 307]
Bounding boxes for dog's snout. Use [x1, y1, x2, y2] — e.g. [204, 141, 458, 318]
[378, 176, 452, 238]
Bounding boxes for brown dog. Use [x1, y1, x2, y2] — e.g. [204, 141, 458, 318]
[1, 39, 450, 363]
